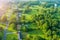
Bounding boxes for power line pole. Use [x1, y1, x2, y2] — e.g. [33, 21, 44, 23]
[3, 17, 9, 40]
[16, 8, 22, 40]
[3, 10, 12, 40]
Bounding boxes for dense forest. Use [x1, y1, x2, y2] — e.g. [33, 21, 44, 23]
[0, 1, 60, 40]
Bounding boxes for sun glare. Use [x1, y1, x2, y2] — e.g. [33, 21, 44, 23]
[0, 4, 4, 10]
[0, 0, 9, 16]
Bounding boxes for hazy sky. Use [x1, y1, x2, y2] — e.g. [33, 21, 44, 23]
[0, 0, 50, 2]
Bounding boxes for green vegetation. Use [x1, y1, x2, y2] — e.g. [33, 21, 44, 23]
[0, 1, 60, 40]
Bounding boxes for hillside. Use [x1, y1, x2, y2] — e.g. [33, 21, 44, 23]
[0, 0, 60, 40]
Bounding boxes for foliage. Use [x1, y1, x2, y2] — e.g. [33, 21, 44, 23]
[0, 1, 60, 40]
